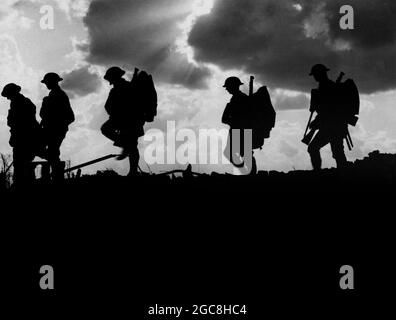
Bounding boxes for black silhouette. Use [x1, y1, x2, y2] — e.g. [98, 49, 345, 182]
[101, 66, 147, 176]
[248, 76, 276, 158]
[40, 72, 75, 180]
[222, 77, 251, 174]
[1, 83, 40, 185]
[302, 64, 359, 170]
[222, 76, 276, 174]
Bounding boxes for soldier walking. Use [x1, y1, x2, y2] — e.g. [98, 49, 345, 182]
[306, 64, 348, 170]
[101, 66, 145, 176]
[40, 72, 75, 180]
[2, 83, 40, 185]
[222, 76, 256, 174]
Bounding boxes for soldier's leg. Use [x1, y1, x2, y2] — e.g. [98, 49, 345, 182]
[224, 129, 244, 168]
[13, 147, 35, 185]
[307, 130, 331, 170]
[128, 139, 140, 176]
[223, 129, 232, 163]
[247, 153, 257, 175]
[12, 147, 22, 185]
[26, 149, 36, 182]
[47, 131, 66, 180]
[101, 119, 119, 144]
[330, 137, 347, 168]
[47, 135, 62, 162]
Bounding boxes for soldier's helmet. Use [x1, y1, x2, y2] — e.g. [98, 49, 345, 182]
[104, 66, 126, 81]
[41, 72, 63, 84]
[1, 83, 21, 98]
[309, 64, 330, 76]
[223, 76, 244, 88]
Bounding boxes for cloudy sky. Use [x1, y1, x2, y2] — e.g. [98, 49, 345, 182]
[1, 0, 395, 175]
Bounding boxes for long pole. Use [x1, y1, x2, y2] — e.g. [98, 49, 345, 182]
[64, 154, 119, 173]
[4, 161, 13, 175]
[303, 112, 313, 138]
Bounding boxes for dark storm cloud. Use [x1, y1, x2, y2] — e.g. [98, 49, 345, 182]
[189, 0, 396, 95]
[82, 0, 211, 89]
[61, 66, 102, 98]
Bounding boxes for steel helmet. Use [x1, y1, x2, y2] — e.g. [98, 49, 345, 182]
[41, 72, 63, 84]
[104, 66, 126, 81]
[223, 76, 244, 88]
[309, 64, 330, 76]
[1, 83, 21, 97]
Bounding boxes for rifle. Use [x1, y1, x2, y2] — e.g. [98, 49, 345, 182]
[4, 161, 13, 175]
[301, 111, 314, 145]
[301, 87, 320, 145]
[249, 76, 254, 96]
[131, 67, 140, 85]
[301, 72, 346, 146]
[345, 131, 354, 151]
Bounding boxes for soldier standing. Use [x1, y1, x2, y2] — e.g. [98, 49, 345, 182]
[40, 72, 75, 180]
[2, 83, 40, 184]
[222, 77, 255, 174]
[101, 66, 145, 176]
[307, 64, 348, 170]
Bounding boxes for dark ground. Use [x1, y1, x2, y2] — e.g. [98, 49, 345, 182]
[1, 150, 395, 318]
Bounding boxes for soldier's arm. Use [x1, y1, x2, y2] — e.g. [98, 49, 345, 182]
[40, 96, 49, 120]
[7, 109, 15, 127]
[309, 89, 319, 113]
[26, 98, 37, 119]
[104, 90, 115, 115]
[222, 104, 232, 125]
[63, 94, 75, 125]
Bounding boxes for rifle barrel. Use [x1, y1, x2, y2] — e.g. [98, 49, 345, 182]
[249, 76, 254, 96]
[303, 112, 314, 137]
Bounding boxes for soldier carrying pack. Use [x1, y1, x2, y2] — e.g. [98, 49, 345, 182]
[302, 64, 360, 170]
[102, 66, 158, 176]
[302, 70, 360, 150]
[130, 68, 158, 123]
[247, 76, 276, 150]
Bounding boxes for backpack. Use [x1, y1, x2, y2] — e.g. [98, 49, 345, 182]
[130, 68, 158, 123]
[248, 77, 276, 149]
[336, 72, 360, 126]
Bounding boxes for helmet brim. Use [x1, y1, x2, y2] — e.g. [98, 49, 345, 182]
[41, 78, 63, 84]
[309, 67, 330, 76]
[223, 82, 243, 87]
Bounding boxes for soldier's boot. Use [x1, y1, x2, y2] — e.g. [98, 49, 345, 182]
[116, 147, 130, 160]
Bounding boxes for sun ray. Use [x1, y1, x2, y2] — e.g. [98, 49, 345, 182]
[175, 0, 215, 64]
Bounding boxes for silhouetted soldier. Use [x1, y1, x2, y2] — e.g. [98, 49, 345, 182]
[101, 66, 145, 176]
[222, 77, 255, 174]
[307, 64, 348, 170]
[40, 72, 75, 180]
[2, 83, 39, 184]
